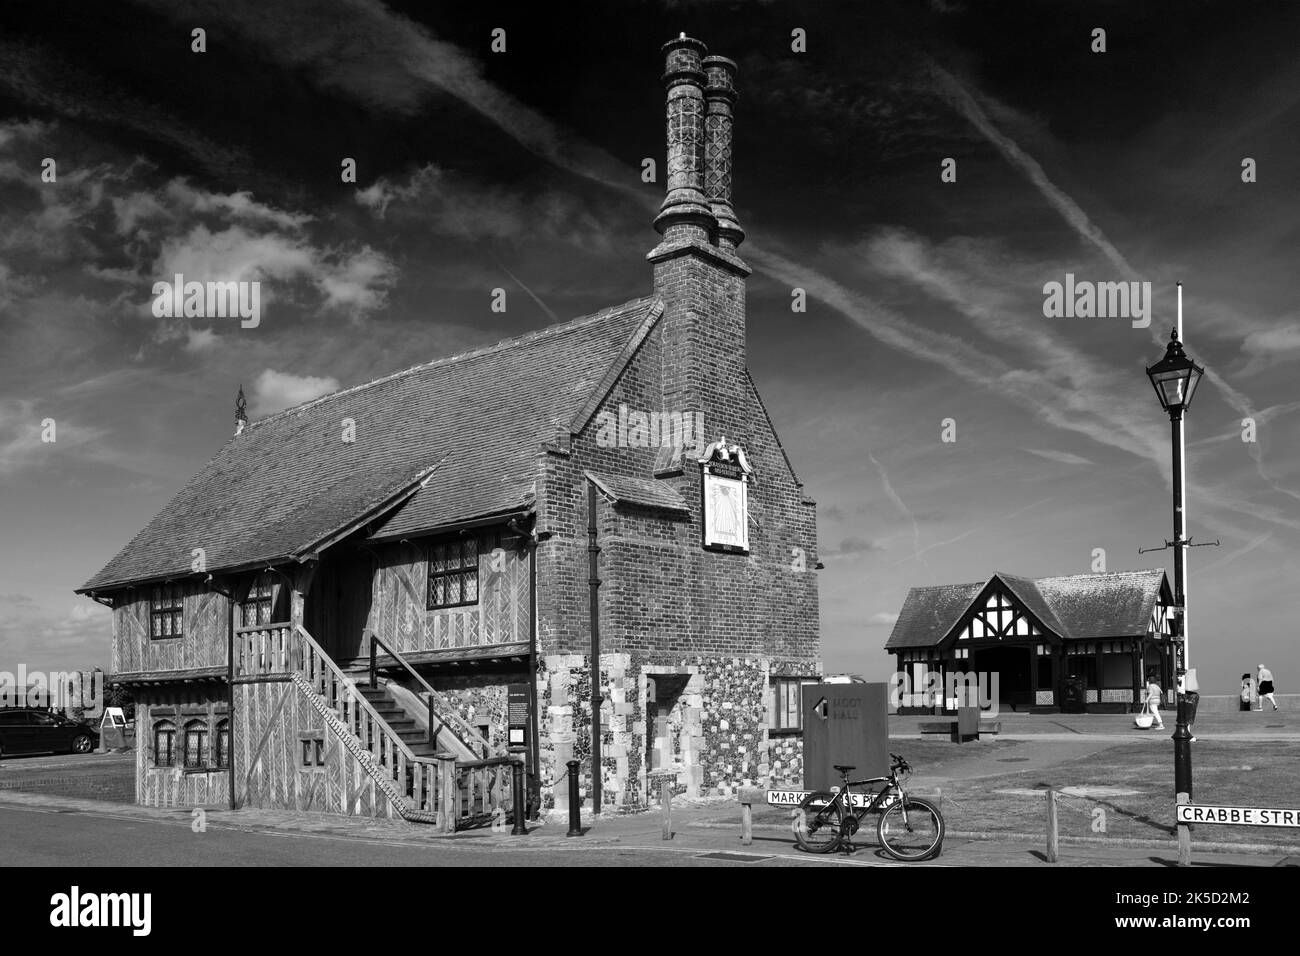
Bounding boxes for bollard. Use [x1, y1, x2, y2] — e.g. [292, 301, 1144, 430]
[661, 780, 672, 840]
[738, 788, 762, 847]
[566, 759, 582, 837]
[511, 758, 527, 835]
[1045, 788, 1059, 863]
[1176, 792, 1192, 866]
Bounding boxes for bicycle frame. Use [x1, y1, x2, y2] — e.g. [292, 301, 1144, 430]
[816, 768, 907, 832]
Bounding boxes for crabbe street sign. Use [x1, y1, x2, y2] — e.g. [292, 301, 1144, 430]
[1176, 804, 1300, 827]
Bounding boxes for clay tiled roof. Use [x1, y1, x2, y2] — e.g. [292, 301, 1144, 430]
[585, 471, 690, 514]
[885, 582, 985, 649]
[884, 569, 1168, 649]
[80, 297, 662, 592]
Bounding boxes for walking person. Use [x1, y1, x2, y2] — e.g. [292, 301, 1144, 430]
[1257, 665, 1279, 711]
[1145, 673, 1165, 730]
[1240, 673, 1256, 712]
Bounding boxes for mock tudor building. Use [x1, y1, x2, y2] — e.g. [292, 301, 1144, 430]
[885, 570, 1176, 714]
[77, 36, 821, 823]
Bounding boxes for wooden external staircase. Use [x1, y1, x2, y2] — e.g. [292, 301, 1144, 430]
[233, 621, 517, 829]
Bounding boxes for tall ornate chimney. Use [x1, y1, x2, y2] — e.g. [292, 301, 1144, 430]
[648, 35, 751, 458]
[234, 384, 248, 435]
[703, 55, 743, 251]
[652, 34, 714, 246]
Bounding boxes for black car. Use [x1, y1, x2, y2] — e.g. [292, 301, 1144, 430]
[0, 708, 99, 758]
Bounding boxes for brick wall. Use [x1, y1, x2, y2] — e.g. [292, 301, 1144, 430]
[534, 241, 821, 807]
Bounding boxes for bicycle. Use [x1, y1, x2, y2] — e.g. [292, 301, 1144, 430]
[792, 753, 944, 860]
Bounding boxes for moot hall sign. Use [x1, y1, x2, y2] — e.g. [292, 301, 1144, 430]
[77, 36, 823, 818]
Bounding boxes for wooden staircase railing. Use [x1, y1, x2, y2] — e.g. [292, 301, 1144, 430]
[364, 628, 494, 759]
[293, 625, 517, 829]
[295, 624, 444, 821]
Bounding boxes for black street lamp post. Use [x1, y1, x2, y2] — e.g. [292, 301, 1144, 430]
[1145, 305, 1206, 827]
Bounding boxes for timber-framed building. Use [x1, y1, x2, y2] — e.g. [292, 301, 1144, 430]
[77, 36, 822, 823]
[886, 570, 1177, 715]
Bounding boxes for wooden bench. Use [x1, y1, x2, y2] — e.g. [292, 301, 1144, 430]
[918, 718, 1001, 741]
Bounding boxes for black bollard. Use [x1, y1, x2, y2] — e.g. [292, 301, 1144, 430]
[511, 758, 527, 835]
[566, 759, 582, 837]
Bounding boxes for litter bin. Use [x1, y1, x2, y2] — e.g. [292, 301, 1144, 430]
[1183, 690, 1201, 727]
[1062, 677, 1086, 714]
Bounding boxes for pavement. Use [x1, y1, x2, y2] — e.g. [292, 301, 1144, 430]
[0, 784, 1295, 867]
[1, 710, 1296, 866]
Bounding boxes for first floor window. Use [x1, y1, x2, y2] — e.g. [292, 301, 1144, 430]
[149, 585, 184, 639]
[427, 536, 479, 609]
[771, 678, 803, 732]
[183, 720, 208, 768]
[154, 720, 176, 767]
[215, 719, 230, 769]
[240, 573, 275, 627]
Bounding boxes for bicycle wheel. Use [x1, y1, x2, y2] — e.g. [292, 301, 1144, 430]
[793, 793, 844, 853]
[877, 795, 944, 861]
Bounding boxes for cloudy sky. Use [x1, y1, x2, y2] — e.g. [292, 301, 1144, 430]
[1, 1, 1296, 692]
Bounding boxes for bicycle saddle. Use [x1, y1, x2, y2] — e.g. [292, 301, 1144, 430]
[832, 764, 856, 773]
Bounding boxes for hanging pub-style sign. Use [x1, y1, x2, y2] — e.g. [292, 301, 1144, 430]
[699, 436, 752, 553]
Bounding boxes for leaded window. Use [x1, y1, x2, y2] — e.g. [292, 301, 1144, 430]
[427, 537, 479, 609]
[183, 719, 208, 768]
[149, 585, 184, 639]
[240, 573, 275, 627]
[214, 719, 229, 769]
[154, 719, 176, 767]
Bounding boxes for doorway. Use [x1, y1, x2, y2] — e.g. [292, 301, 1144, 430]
[972, 646, 1032, 711]
[645, 673, 691, 771]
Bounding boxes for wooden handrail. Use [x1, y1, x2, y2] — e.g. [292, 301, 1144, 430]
[363, 627, 493, 758]
[233, 622, 295, 676]
[292, 624, 447, 818]
[235, 620, 292, 634]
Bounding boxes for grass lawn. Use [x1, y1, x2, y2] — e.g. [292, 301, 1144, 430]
[936, 740, 1300, 848]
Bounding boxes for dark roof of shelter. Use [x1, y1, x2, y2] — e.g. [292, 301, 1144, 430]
[80, 297, 661, 592]
[885, 569, 1168, 649]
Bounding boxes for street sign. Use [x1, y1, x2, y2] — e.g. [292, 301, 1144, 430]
[766, 789, 896, 810]
[1176, 804, 1300, 828]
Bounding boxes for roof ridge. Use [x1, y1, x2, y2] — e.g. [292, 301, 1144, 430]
[245, 295, 656, 430]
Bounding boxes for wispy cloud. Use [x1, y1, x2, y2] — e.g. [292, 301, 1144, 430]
[1023, 448, 1095, 466]
[249, 369, 341, 417]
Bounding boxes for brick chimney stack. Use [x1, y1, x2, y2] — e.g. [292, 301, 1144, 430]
[649, 35, 751, 460]
[651, 35, 713, 245]
[703, 55, 744, 251]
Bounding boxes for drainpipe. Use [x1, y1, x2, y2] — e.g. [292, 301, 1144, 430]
[587, 480, 603, 816]
[510, 515, 543, 820]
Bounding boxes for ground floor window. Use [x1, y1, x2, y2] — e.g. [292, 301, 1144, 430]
[770, 678, 803, 732]
[153, 720, 176, 767]
[215, 719, 229, 769]
[183, 720, 209, 768]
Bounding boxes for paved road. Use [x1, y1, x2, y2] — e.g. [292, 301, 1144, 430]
[0, 804, 917, 867]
